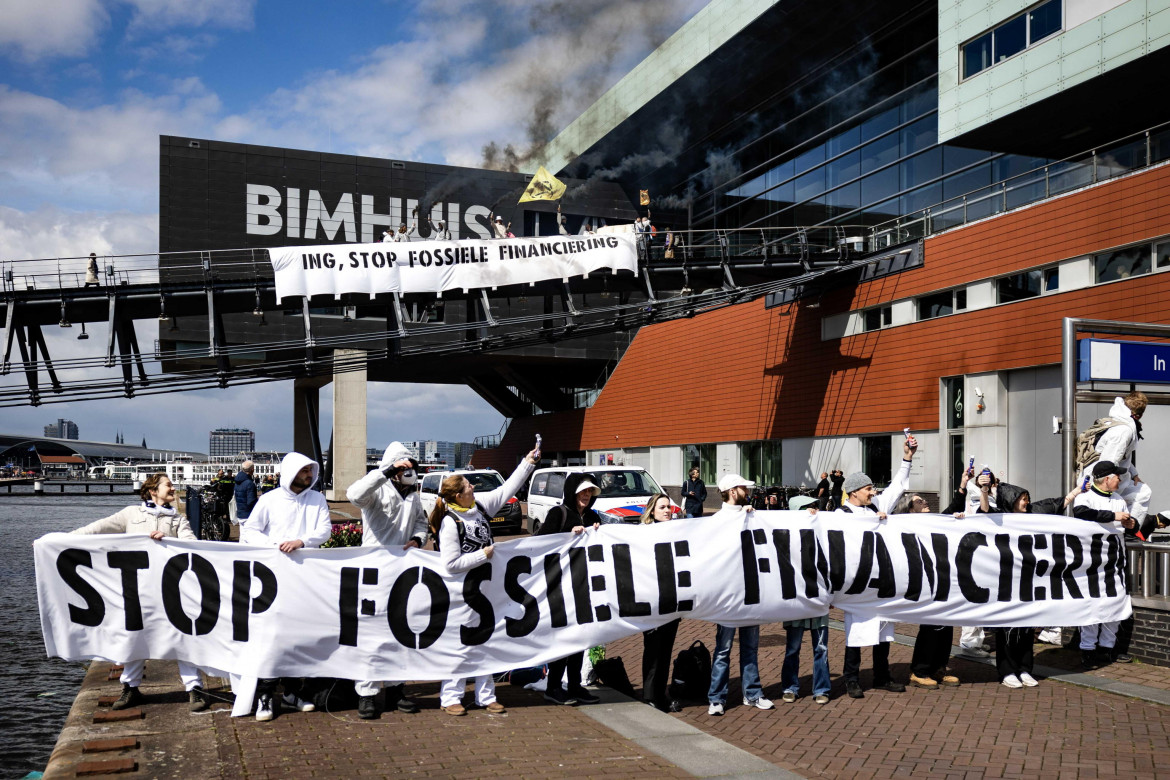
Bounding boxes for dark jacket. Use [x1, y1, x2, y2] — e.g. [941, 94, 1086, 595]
[681, 477, 707, 516]
[234, 470, 258, 519]
[538, 472, 600, 535]
[977, 482, 1063, 516]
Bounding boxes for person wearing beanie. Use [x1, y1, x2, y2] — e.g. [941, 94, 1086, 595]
[835, 434, 918, 699]
[706, 474, 773, 716]
[1072, 460, 1136, 669]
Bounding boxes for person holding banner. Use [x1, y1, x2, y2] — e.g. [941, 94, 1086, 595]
[1073, 461, 1136, 670]
[836, 434, 917, 699]
[237, 451, 331, 721]
[536, 472, 603, 706]
[639, 493, 683, 712]
[346, 442, 428, 719]
[70, 473, 210, 713]
[707, 474, 773, 716]
[428, 448, 540, 715]
[429, 219, 452, 240]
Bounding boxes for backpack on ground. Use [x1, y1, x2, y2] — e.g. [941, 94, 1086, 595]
[670, 640, 712, 701]
[1075, 417, 1124, 473]
[592, 656, 636, 698]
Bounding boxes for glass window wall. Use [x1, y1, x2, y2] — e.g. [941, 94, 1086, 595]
[741, 440, 782, 487]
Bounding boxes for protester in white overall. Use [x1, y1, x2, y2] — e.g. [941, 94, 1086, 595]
[428, 449, 538, 715]
[71, 473, 210, 712]
[1072, 460, 1136, 669]
[835, 435, 917, 699]
[234, 452, 331, 720]
[346, 441, 429, 719]
[1084, 392, 1152, 528]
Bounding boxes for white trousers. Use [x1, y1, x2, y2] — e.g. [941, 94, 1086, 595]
[960, 626, 985, 649]
[1118, 477, 1152, 524]
[439, 676, 495, 707]
[120, 659, 202, 691]
[354, 679, 404, 697]
[1081, 622, 1119, 650]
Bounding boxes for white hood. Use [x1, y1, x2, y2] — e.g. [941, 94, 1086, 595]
[1107, 396, 1137, 432]
[279, 451, 319, 494]
[379, 441, 412, 469]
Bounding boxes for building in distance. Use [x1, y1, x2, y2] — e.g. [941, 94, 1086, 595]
[44, 419, 79, 440]
[209, 428, 255, 457]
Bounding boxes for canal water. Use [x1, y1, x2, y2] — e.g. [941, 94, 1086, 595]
[0, 489, 129, 778]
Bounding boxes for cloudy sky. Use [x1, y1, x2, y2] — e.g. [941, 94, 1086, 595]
[0, 0, 706, 453]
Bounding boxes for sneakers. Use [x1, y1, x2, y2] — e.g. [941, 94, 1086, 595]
[960, 646, 990, 659]
[255, 692, 277, 721]
[483, 701, 506, 714]
[1112, 652, 1133, 664]
[442, 703, 467, 716]
[1001, 675, 1023, 689]
[781, 691, 797, 703]
[396, 696, 420, 714]
[281, 693, 316, 712]
[875, 681, 905, 693]
[188, 685, 210, 712]
[112, 684, 143, 711]
[814, 694, 830, 705]
[743, 696, 774, 710]
[708, 701, 724, 716]
[357, 695, 378, 720]
[1019, 673, 1039, 687]
[909, 674, 939, 690]
[544, 687, 578, 706]
[1081, 650, 1100, 670]
[845, 680, 864, 699]
[567, 687, 601, 705]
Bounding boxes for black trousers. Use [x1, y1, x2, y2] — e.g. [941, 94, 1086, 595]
[1115, 616, 1134, 654]
[994, 628, 1034, 677]
[842, 642, 891, 685]
[642, 618, 681, 707]
[547, 651, 584, 693]
[910, 625, 954, 676]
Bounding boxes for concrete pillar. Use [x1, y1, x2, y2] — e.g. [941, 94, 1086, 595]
[327, 349, 367, 500]
[293, 379, 321, 459]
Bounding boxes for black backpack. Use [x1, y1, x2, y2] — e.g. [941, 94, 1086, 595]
[592, 656, 636, 698]
[671, 640, 712, 701]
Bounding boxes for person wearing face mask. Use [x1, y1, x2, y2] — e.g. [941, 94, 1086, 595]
[236, 452, 331, 721]
[346, 441, 429, 719]
[71, 473, 209, 712]
[639, 493, 682, 712]
[707, 474, 773, 716]
[427, 447, 540, 715]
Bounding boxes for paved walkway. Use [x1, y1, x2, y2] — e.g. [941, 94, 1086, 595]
[43, 616, 1170, 779]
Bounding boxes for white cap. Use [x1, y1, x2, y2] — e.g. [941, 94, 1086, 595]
[495, 215, 503, 222]
[717, 474, 755, 492]
[575, 479, 601, 496]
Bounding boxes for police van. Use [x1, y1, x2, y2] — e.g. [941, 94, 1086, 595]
[418, 469, 525, 536]
[525, 465, 681, 534]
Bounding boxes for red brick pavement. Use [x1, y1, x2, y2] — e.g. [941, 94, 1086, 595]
[605, 618, 1170, 779]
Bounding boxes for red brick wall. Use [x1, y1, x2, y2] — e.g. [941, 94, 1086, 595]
[577, 164, 1170, 449]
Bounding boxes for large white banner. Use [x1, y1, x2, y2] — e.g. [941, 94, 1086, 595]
[268, 234, 638, 301]
[36, 512, 1130, 680]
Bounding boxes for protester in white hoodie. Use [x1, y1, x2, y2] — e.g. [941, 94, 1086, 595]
[235, 452, 330, 721]
[1083, 392, 1152, 529]
[346, 441, 428, 718]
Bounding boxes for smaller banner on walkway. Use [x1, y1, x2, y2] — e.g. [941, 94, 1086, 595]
[268, 234, 637, 301]
[35, 512, 1130, 681]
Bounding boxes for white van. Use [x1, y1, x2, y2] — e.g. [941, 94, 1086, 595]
[526, 466, 680, 534]
[418, 469, 524, 535]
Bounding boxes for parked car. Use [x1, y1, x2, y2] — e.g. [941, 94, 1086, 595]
[418, 469, 525, 536]
[525, 466, 681, 534]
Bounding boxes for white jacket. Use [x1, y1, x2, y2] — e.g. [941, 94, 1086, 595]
[1092, 396, 1140, 480]
[72, 504, 195, 539]
[709, 502, 753, 523]
[346, 441, 428, 548]
[240, 452, 331, 548]
[439, 460, 534, 573]
[837, 458, 912, 516]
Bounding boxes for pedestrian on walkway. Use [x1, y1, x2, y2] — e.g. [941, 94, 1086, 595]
[707, 473, 773, 716]
[536, 472, 603, 706]
[236, 452, 331, 721]
[233, 460, 258, 522]
[640, 493, 682, 712]
[815, 472, 830, 511]
[70, 473, 211, 712]
[346, 441, 429, 718]
[428, 448, 539, 715]
[84, 252, 100, 286]
[681, 467, 707, 518]
[829, 470, 844, 510]
[835, 434, 917, 699]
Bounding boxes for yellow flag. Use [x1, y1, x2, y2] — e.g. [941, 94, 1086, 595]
[639, 190, 650, 206]
[518, 166, 567, 203]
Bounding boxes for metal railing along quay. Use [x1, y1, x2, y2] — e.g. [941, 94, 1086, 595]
[1128, 540, 1170, 600]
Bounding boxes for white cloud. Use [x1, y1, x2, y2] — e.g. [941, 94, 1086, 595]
[0, 204, 156, 261]
[0, 0, 108, 62]
[122, 0, 256, 34]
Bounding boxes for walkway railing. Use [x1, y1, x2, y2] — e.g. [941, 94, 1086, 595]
[1128, 540, 1170, 600]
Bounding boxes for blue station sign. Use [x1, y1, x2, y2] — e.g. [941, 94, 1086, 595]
[1078, 338, 1170, 384]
